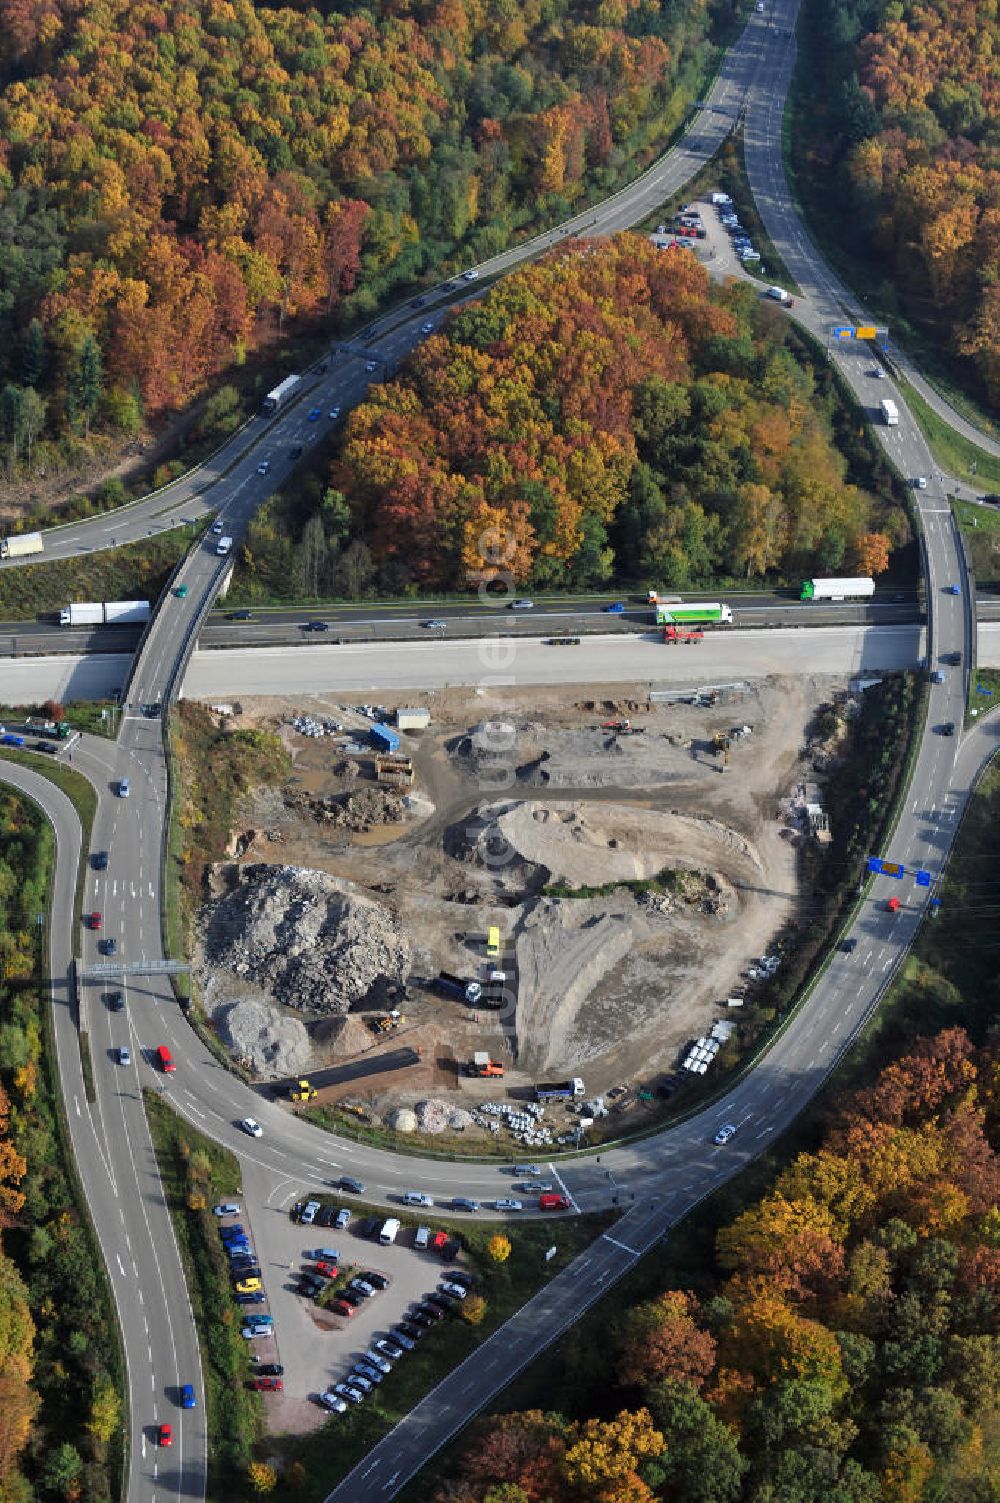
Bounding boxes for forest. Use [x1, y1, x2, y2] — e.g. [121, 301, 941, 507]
[0, 0, 735, 479]
[237, 235, 902, 596]
[433, 1026, 1000, 1503]
[800, 0, 1000, 411]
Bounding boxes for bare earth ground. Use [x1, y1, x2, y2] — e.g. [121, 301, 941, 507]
[191, 673, 845, 1132]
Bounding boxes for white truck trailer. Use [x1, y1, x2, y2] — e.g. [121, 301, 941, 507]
[59, 601, 151, 626]
[880, 398, 899, 425]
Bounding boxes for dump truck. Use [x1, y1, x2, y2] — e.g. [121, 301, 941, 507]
[59, 601, 151, 626]
[663, 625, 704, 644]
[0, 532, 43, 559]
[431, 972, 482, 1004]
[466, 1052, 505, 1078]
[535, 1078, 586, 1101]
[289, 1079, 317, 1102]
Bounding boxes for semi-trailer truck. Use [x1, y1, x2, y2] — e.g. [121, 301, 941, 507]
[261, 374, 302, 415]
[535, 1077, 586, 1101]
[430, 972, 483, 1004]
[0, 532, 43, 559]
[880, 398, 899, 426]
[800, 577, 875, 601]
[655, 602, 733, 626]
[59, 601, 151, 626]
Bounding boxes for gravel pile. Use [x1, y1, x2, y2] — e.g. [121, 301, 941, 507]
[213, 996, 312, 1076]
[414, 1100, 476, 1134]
[203, 863, 409, 1015]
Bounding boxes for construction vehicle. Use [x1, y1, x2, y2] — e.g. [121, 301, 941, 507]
[535, 1077, 586, 1102]
[368, 1011, 403, 1034]
[466, 1052, 505, 1079]
[663, 625, 704, 644]
[289, 1079, 317, 1102]
[601, 718, 631, 731]
[711, 733, 731, 767]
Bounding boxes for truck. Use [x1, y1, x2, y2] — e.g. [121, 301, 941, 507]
[430, 971, 483, 1004]
[1, 532, 43, 559]
[655, 602, 733, 627]
[466, 1052, 505, 1078]
[663, 624, 704, 644]
[59, 601, 151, 627]
[483, 970, 508, 1008]
[800, 577, 875, 602]
[765, 285, 791, 305]
[216, 536, 233, 557]
[880, 398, 899, 426]
[261, 374, 302, 415]
[646, 589, 682, 605]
[535, 1077, 586, 1102]
[24, 717, 70, 740]
[289, 1079, 317, 1102]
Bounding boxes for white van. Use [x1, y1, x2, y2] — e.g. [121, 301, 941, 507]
[379, 1217, 400, 1246]
[414, 1225, 431, 1251]
[216, 535, 233, 557]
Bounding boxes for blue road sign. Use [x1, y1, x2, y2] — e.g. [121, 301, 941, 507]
[867, 857, 884, 873]
[833, 326, 854, 339]
[915, 871, 931, 887]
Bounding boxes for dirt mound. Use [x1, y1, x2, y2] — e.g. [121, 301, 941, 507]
[213, 996, 312, 1077]
[201, 863, 409, 1015]
[284, 785, 407, 831]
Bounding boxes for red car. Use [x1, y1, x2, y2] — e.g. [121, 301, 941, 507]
[158, 1424, 172, 1447]
[331, 1299, 355, 1318]
[431, 1231, 449, 1254]
[314, 1260, 337, 1278]
[886, 897, 901, 914]
[539, 1193, 571, 1211]
[89, 911, 102, 930]
[250, 1377, 284, 1392]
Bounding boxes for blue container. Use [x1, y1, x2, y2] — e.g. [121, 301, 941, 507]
[370, 724, 400, 753]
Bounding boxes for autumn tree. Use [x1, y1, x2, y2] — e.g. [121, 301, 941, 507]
[487, 1234, 511, 1264]
[854, 532, 891, 576]
[617, 1291, 717, 1390]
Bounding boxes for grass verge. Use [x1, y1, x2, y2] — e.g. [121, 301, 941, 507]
[900, 377, 1000, 491]
[268, 1203, 613, 1500]
[952, 496, 1000, 590]
[78, 1029, 96, 1103]
[144, 1090, 261, 1497]
[0, 748, 97, 923]
[0, 699, 120, 737]
[0, 524, 199, 621]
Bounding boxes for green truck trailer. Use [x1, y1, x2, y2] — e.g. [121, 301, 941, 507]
[654, 602, 733, 626]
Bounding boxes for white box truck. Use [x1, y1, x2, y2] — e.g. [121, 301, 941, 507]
[880, 398, 899, 425]
[216, 536, 233, 557]
[1, 532, 44, 559]
[379, 1218, 400, 1246]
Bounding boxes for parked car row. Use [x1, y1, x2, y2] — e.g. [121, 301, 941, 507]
[216, 1209, 281, 1356]
[716, 201, 761, 265]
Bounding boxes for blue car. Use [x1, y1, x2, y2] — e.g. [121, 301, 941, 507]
[220, 1224, 246, 1239]
[307, 407, 322, 421]
[180, 1384, 196, 1409]
[603, 602, 625, 614]
[947, 583, 960, 595]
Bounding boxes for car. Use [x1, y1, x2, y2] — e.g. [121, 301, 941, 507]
[89, 911, 102, 930]
[173, 583, 188, 599]
[315, 1204, 337, 1228]
[508, 598, 534, 610]
[180, 1384, 196, 1409]
[841, 937, 858, 954]
[411, 295, 427, 307]
[213, 1203, 241, 1218]
[339, 1176, 366, 1194]
[945, 650, 962, 664]
[308, 408, 322, 421]
[117, 778, 130, 798]
[603, 602, 625, 614]
[254, 1363, 284, 1376]
[357, 1357, 387, 1380]
[239, 1118, 263, 1138]
[300, 1200, 321, 1225]
[289, 445, 303, 459]
[307, 1248, 340, 1262]
[257, 460, 270, 475]
[347, 1371, 374, 1393]
[117, 1046, 131, 1066]
[297, 1280, 322, 1299]
[441, 1269, 475, 1288]
[365, 361, 377, 373]
[939, 722, 956, 737]
[92, 851, 109, 870]
[539, 1193, 571, 1210]
[349, 1278, 376, 1297]
[251, 1377, 283, 1391]
[363, 1271, 389, 1290]
[314, 1261, 338, 1279]
[328, 407, 341, 420]
[713, 1123, 738, 1145]
[228, 610, 253, 621]
[158, 1424, 172, 1447]
[228, 1251, 255, 1267]
[402, 1192, 434, 1208]
[220, 1223, 247, 1239]
[931, 670, 946, 684]
[301, 620, 330, 632]
[495, 1198, 523, 1212]
[514, 1163, 542, 1176]
[451, 1197, 479, 1213]
[462, 269, 479, 281]
[333, 1383, 363, 1404]
[426, 1292, 457, 1312]
[334, 1208, 351, 1230]
[423, 619, 447, 629]
[409, 1309, 435, 1328]
[914, 476, 928, 489]
[357, 1216, 380, 1239]
[319, 1391, 348, 1412]
[440, 1280, 469, 1299]
[101, 938, 118, 957]
[886, 896, 901, 914]
[331, 1299, 356, 1318]
[396, 1321, 424, 1341]
[518, 1181, 553, 1194]
[236, 1292, 266, 1306]
[983, 493, 1000, 505]
[211, 520, 224, 534]
[375, 1338, 404, 1360]
[870, 367, 886, 379]
[420, 321, 435, 334]
[235, 1277, 262, 1294]
[241, 1323, 273, 1340]
[341, 1289, 366, 1308]
[947, 583, 960, 595]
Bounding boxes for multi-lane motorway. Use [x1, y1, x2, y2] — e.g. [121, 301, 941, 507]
[1, 0, 997, 1500]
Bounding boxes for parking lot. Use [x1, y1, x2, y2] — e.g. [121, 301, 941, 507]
[228, 1189, 474, 1432]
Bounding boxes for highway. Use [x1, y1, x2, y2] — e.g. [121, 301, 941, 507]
[1, 0, 995, 1498]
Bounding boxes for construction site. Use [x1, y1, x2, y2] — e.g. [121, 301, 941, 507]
[191, 673, 858, 1145]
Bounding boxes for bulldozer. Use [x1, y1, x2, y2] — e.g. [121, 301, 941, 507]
[289, 1078, 317, 1102]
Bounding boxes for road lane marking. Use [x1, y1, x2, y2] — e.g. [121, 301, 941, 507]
[74, 1096, 80, 1116]
[602, 1233, 638, 1255]
[117, 1254, 126, 1277]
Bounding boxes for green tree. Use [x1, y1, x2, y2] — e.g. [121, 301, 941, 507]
[19, 320, 46, 388]
[67, 337, 103, 437]
[20, 387, 46, 472]
[297, 513, 328, 597]
[40, 1442, 84, 1501]
[646, 1379, 746, 1503]
[320, 488, 353, 548]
